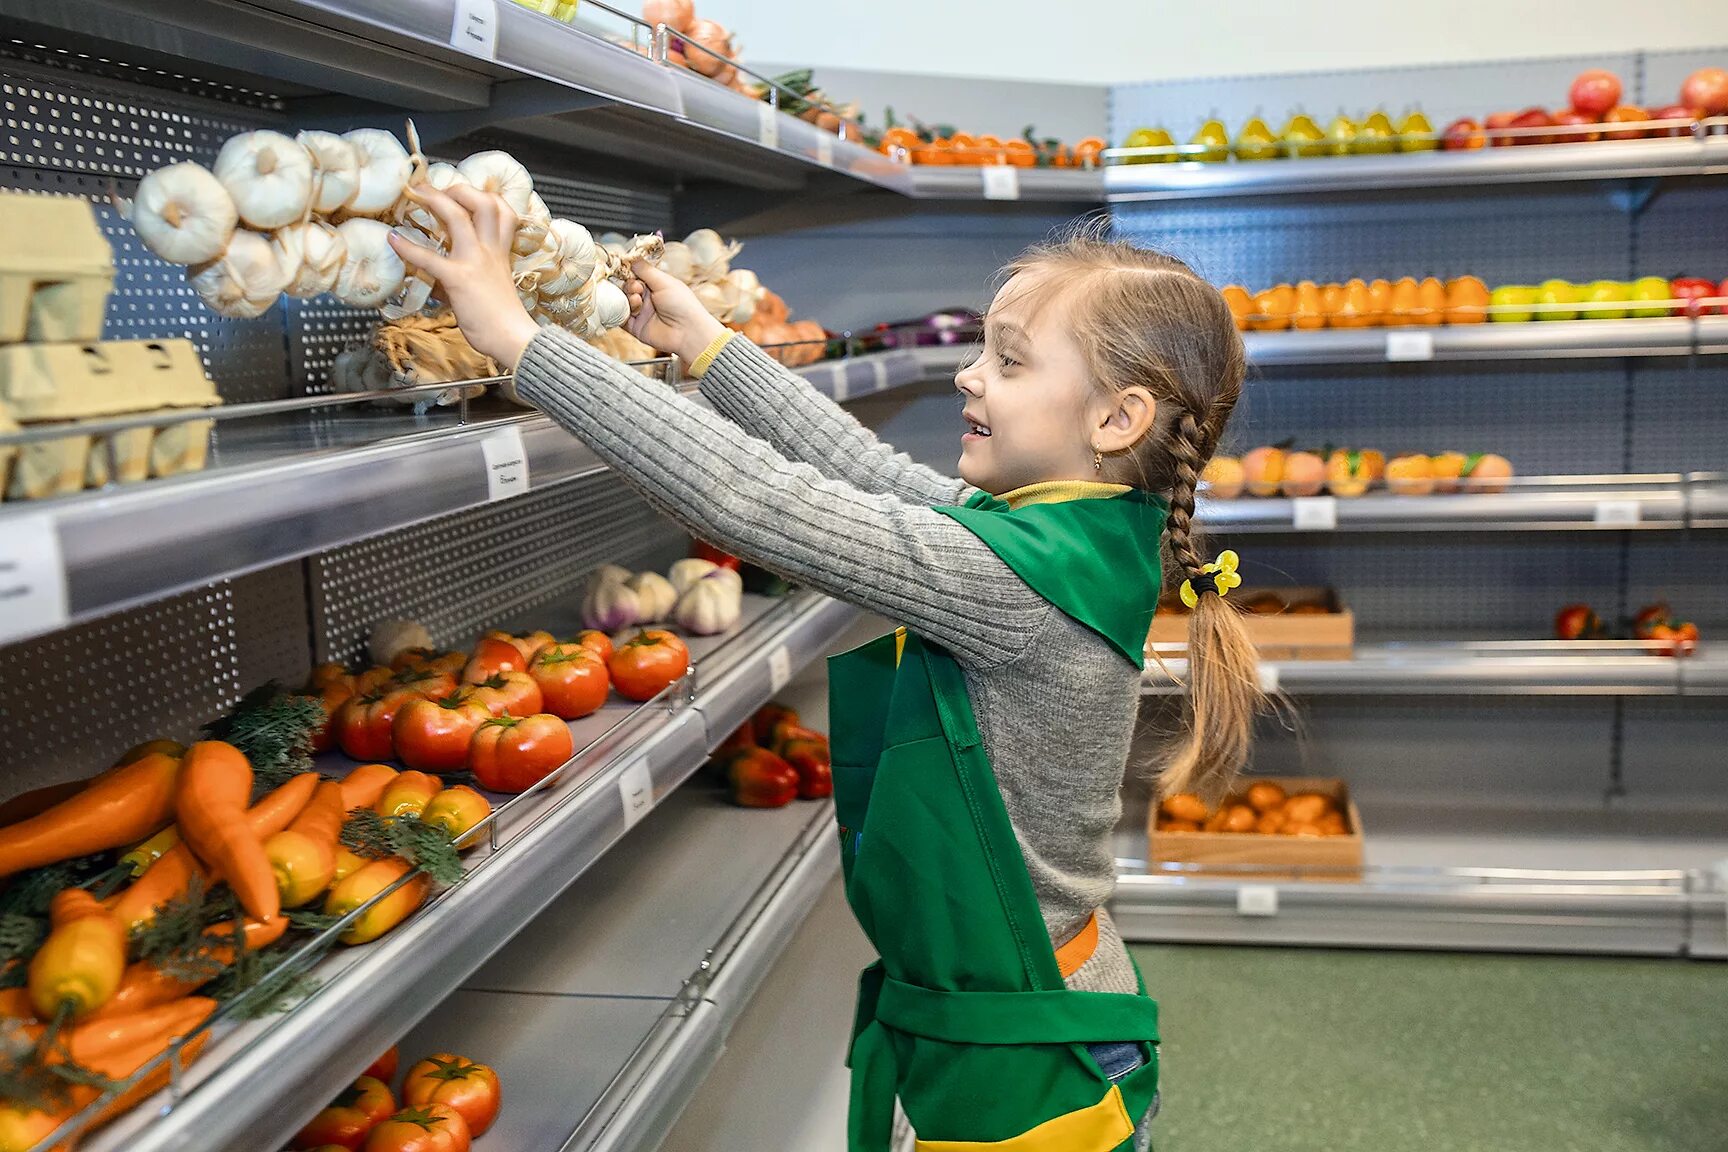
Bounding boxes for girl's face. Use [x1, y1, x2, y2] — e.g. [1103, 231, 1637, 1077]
[954, 271, 1100, 494]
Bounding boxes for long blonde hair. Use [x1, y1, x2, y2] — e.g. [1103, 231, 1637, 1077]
[1005, 227, 1260, 803]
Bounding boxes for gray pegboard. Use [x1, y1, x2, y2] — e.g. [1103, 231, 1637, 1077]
[309, 472, 681, 666]
[1625, 534, 1728, 629]
[1626, 362, 1728, 474]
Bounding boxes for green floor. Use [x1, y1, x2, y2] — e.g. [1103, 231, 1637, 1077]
[1131, 944, 1727, 1152]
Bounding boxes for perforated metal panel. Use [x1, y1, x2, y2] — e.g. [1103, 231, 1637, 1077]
[0, 562, 308, 785]
[309, 472, 680, 665]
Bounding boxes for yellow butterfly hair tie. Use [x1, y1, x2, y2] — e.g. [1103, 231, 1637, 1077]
[1179, 549, 1242, 608]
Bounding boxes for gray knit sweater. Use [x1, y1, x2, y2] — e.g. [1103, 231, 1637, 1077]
[515, 330, 1142, 996]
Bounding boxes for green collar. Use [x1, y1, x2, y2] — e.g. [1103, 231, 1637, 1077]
[935, 488, 1167, 667]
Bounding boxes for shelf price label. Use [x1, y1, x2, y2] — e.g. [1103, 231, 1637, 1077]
[816, 132, 835, 168]
[1292, 496, 1338, 531]
[756, 102, 780, 150]
[449, 0, 499, 60]
[829, 367, 850, 403]
[1236, 885, 1279, 917]
[1594, 500, 1642, 526]
[480, 427, 529, 502]
[619, 760, 655, 831]
[1384, 331, 1435, 361]
[981, 166, 1020, 201]
[768, 645, 793, 693]
[0, 512, 68, 647]
[1256, 662, 1281, 694]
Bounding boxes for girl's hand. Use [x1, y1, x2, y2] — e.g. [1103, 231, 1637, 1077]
[388, 185, 541, 370]
[624, 261, 727, 366]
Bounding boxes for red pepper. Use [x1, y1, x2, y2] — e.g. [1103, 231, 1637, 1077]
[1554, 603, 1603, 641]
[1669, 277, 1719, 317]
[725, 748, 799, 808]
[691, 541, 741, 571]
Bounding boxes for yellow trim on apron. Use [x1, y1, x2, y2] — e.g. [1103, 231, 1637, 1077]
[913, 1084, 1135, 1151]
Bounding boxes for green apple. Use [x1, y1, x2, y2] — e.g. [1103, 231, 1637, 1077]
[1579, 279, 1631, 320]
[1629, 275, 1674, 318]
[1535, 278, 1580, 321]
[1489, 284, 1538, 323]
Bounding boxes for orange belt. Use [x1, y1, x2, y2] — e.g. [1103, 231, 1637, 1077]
[1054, 912, 1099, 979]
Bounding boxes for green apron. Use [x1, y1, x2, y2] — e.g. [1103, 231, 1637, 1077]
[830, 488, 1168, 1151]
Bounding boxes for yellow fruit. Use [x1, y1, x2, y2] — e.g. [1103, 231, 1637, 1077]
[1385, 454, 1435, 495]
[1430, 451, 1468, 494]
[1242, 446, 1287, 497]
[1385, 277, 1421, 327]
[1326, 449, 1373, 497]
[1281, 451, 1326, 497]
[1414, 277, 1447, 325]
[1292, 280, 1325, 330]
[1444, 276, 1490, 324]
[1202, 455, 1246, 499]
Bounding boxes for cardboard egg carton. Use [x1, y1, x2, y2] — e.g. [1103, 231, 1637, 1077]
[0, 193, 115, 344]
[0, 338, 220, 500]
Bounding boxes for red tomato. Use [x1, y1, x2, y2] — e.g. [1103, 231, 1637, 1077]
[463, 637, 525, 683]
[572, 630, 614, 663]
[309, 662, 354, 691]
[691, 541, 742, 571]
[528, 644, 610, 720]
[389, 647, 440, 672]
[336, 689, 416, 762]
[608, 630, 691, 702]
[354, 666, 396, 695]
[726, 748, 799, 808]
[310, 680, 356, 755]
[362, 1104, 470, 1152]
[1633, 601, 1672, 640]
[465, 671, 544, 718]
[393, 692, 492, 772]
[403, 1054, 502, 1137]
[389, 665, 458, 700]
[517, 630, 557, 660]
[469, 713, 575, 793]
[296, 1076, 396, 1150]
[364, 1044, 400, 1085]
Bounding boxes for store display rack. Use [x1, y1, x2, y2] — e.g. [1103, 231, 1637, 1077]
[1243, 315, 1728, 364]
[0, 346, 925, 648]
[75, 592, 856, 1152]
[1143, 642, 1727, 697]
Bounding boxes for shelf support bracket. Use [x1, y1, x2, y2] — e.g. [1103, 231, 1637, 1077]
[289, 78, 612, 148]
[1605, 178, 1661, 217]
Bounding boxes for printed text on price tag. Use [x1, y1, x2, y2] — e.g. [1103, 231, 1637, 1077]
[0, 512, 68, 647]
[619, 761, 655, 831]
[449, 0, 498, 59]
[481, 426, 529, 501]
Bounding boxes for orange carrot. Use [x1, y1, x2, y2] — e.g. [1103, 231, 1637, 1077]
[88, 915, 285, 1020]
[0, 779, 90, 828]
[0, 753, 182, 878]
[173, 743, 278, 922]
[0, 987, 33, 1020]
[338, 763, 398, 812]
[264, 781, 345, 907]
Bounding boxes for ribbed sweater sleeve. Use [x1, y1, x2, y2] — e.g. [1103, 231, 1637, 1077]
[513, 328, 1047, 668]
[698, 336, 972, 506]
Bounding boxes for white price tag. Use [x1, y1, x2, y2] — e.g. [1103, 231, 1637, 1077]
[1292, 496, 1338, 531]
[756, 101, 780, 150]
[0, 512, 68, 647]
[768, 645, 793, 693]
[830, 370, 850, 403]
[869, 357, 889, 394]
[816, 132, 835, 167]
[1257, 663, 1281, 694]
[480, 427, 529, 501]
[449, 0, 498, 59]
[1385, 331, 1435, 361]
[981, 166, 1020, 200]
[618, 760, 655, 831]
[1236, 885, 1279, 917]
[1594, 500, 1642, 526]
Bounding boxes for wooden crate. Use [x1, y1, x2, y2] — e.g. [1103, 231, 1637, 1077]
[1150, 586, 1354, 661]
[1149, 776, 1364, 882]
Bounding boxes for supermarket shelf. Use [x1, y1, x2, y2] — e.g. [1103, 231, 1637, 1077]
[1104, 132, 1728, 202]
[1243, 316, 1728, 365]
[902, 165, 1106, 202]
[1110, 800, 1728, 958]
[1143, 642, 1724, 697]
[1197, 473, 1723, 533]
[80, 591, 856, 1152]
[0, 349, 932, 646]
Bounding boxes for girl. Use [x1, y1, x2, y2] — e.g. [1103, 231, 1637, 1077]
[391, 193, 1257, 1152]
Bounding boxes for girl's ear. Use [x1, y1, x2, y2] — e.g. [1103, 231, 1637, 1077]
[1094, 385, 1157, 454]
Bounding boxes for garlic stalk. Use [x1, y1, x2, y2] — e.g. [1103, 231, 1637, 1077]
[188, 229, 293, 318]
[333, 218, 406, 308]
[512, 230, 559, 283]
[404, 161, 470, 237]
[213, 130, 314, 231]
[275, 220, 345, 298]
[596, 232, 630, 259]
[126, 161, 238, 266]
[297, 130, 361, 215]
[683, 228, 741, 284]
[457, 151, 535, 216]
[344, 129, 413, 219]
[380, 224, 437, 319]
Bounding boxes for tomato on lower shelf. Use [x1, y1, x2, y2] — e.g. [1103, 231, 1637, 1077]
[725, 747, 801, 809]
[294, 1075, 396, 1150]
[403, 1053, 501, 1137]
[363, 1103, 471, 1152]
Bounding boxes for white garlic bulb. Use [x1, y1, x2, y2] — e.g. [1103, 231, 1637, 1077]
[683, 228, 741, 284]
[540, 218, 598, 297]
[297, 130, 361, 215]
[692, 279, 743, 324]
[189, 229, 293, 318]
[513, 230, 559, 282]
[657, 241, 695, 284]
[513, 191, 551, 257]
[404, 161, 470, 236]
[213, 130, 314, 231]
[127, 162, 238, 266]
[592, 279, 631, 331]
[275, 220, 345, 298]
[457, 151, 535, 215]
[333, 218, 406, 308]
[724, 269, 760, 324]
[344, 129, 413, 219]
